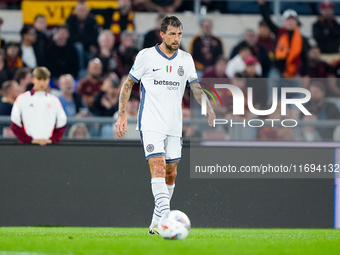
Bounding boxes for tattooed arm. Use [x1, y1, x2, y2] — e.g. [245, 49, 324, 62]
[190, 82, 216, 127]
[115, 77, 135, 138]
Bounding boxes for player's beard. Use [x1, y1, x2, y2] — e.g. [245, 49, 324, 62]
[164, 40, 180, 52]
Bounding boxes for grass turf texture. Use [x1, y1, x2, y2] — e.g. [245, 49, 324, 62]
[0, 228, 340, 255]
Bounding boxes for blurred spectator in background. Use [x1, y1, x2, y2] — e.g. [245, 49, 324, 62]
[113, 92, 139, 139]
[189, 19, 224, 72]
[242, 56, 268, 108]
[201, 55, 228, 78]
[58, 74, 87, 118]
[0, 80, 19, 115]
[117, 30, 139, 75]
[331, 46, 340, 88]
[143, 14, 164, 48]
[0, 50, 10, 87]
[295, 105, 322, 141]
[182, 107, 199, 138]
[91, 0, 134, 47]
[224, 73, 249, 117]
[242, 56, 260, 78]
[258, 0, 308, 79]
[0, 17, 5, 49]
[257, 20, 275, 57]
[307, 46, 338, 96]
[20, 26, 44, 69]
[78, 58, 103, 111]
[132, 0, 148, 12]
[33, 14, 49, 50]
[200, 0, 227, 13]
[68, 123, 90, 139]
[230, 29, 271, 77]
[227, 43, 262, 78]
[46, 25, 79, 79]
[145, 0, 182, 13]
[5, 42, 23, 77]
[0, 1, 21, 9]
[312, 1, 340, 54]
[93, 77, 120, 116]
[96, 30, 122, 77]
[13, 67, 32, 93]
[258, 100, 295, 141]
[309, 81, 340, 140]
[66, 2, 99, 73]
[10, 67, 67, 145]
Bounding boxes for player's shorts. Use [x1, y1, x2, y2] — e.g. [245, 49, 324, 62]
[140, 130, 182, 162]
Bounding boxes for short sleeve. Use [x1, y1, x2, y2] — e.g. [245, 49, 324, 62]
[128, 49, 147, 83]
[186, 55, 198, 87]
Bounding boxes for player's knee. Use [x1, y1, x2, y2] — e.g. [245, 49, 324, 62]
[166, 170, 177, 185]
[149, 157, 166, 177]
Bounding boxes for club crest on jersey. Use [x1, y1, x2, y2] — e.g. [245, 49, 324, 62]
[166, 66, 172, 73]
[178, 66, 184, 76]
[146, 144, 154, 152]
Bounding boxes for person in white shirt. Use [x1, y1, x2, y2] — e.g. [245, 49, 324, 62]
[226, 42, 262, 78]
[10, 67, 67, 145]
[20, 26, 40, 69]
[114, 16, 216, 234]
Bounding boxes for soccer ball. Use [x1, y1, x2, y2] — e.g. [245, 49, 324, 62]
[158, 210, 191, 240]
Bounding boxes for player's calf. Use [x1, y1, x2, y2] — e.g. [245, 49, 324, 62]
[166, 162, 178, 185]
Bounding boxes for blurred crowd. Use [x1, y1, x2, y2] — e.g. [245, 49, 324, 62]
[1, 0, 340, 141]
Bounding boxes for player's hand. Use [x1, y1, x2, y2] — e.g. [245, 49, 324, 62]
[115, 116, 128, 138]
[257, 0, 265, 5]
[32, 139, 49, 146]
[206, 108, 216, 127]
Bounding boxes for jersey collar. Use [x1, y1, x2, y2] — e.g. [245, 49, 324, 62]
[155, 43, 178, 60]
[30, 89, 48, 96]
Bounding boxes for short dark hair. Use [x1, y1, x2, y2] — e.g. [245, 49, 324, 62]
[129, 92, 140, 102]
[238, 41, 252, 52]
[234, 72, 244, 78]
[258, 19, 268, 27]
[216, 55, 228, 64]
[34, 14, 46, 21]
[14, 67, 32, 83]
[160, 16, 183, 34]
[20, 26, 35, 38]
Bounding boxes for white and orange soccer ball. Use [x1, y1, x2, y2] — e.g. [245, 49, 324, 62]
[158, 210, 191, 240]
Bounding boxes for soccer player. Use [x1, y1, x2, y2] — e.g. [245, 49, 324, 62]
[115, 16, 215, 234]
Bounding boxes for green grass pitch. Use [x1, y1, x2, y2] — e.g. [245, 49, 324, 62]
[1, 227, 340, 255]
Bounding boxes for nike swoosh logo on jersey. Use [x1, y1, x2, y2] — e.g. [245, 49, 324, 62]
[153, 68, 161, 72]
